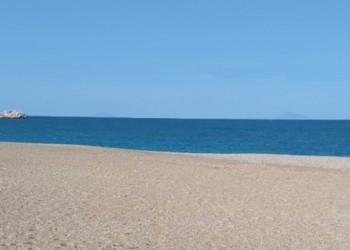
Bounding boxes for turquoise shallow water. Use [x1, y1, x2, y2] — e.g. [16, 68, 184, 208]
[0, 117, 350, 156]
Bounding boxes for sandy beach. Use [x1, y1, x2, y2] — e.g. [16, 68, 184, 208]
[1, 142, 350, 249]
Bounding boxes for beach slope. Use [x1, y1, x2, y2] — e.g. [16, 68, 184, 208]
[1, 143, 350, 249]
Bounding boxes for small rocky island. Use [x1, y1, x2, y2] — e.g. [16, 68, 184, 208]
[0, 110, 27, 119]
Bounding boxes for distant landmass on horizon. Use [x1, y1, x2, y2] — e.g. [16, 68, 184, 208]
[93, 112, 114, 118]
[277, 112, 309, 120]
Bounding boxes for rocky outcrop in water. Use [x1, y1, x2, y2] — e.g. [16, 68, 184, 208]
[0, 110, 27, 119]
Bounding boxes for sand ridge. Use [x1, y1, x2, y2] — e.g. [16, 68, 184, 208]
[1, 143, 350, 249]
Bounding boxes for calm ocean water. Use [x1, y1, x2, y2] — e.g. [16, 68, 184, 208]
[0, 117, 349, 156]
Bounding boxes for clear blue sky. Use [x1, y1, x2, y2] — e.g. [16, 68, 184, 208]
[1, 1, 349, 119]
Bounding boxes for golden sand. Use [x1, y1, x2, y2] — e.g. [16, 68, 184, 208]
[1, 143, 350, 249]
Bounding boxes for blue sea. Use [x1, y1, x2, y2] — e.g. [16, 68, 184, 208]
[0, 117, 349, 156]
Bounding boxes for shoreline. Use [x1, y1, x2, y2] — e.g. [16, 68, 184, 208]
[2, 141, 350, 170]
[2, 142, 350, 249]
